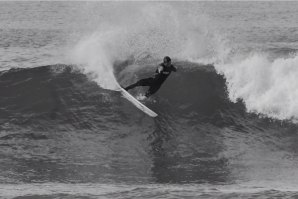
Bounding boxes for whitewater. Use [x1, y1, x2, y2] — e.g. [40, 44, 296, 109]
[1, 1, 298, 199]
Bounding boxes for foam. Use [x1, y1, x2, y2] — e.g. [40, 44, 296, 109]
[215, 53, 298, 121]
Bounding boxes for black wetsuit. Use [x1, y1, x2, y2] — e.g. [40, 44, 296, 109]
[125, 63, 177, 97]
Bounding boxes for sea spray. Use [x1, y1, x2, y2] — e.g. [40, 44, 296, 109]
[70, 30, 125, 90]
[69, 3, 227, 91]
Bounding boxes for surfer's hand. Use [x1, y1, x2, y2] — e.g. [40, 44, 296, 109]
[157, 66, 163, 73]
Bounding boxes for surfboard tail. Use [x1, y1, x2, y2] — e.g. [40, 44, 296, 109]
[120, 88, 158, 117]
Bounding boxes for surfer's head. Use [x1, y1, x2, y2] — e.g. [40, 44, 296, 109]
[163, 56, 171, 66]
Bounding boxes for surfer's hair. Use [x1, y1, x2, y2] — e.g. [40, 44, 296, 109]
[164, 56, 171, 63]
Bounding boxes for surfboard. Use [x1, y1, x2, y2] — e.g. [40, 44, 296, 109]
[120, 88, 158, 117]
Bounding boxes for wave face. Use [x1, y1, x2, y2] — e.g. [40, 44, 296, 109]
[1, 63, 298, 189]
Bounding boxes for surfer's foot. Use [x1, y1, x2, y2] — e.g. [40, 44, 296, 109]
[136, 95, 147, 101]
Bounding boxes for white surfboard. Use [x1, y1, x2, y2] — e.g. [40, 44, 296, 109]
[120, 88, 158, 117]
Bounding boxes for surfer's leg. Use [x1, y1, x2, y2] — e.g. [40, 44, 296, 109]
[125, 77, 154, 91]
[145, 84, 161, 97]
[124, 82, 138, 91]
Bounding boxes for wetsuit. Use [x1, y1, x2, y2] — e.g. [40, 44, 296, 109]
[125, 63, 177, 97]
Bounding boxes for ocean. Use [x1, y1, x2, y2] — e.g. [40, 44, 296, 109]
[1, 1, 298, 198]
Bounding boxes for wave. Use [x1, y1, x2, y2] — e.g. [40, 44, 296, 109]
[3, 2, 298, 187]
[2, 63, 298, 185]
[0, 62, 282, 130]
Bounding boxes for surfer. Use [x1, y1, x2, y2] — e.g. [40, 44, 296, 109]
[124, 56, 177, 98]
